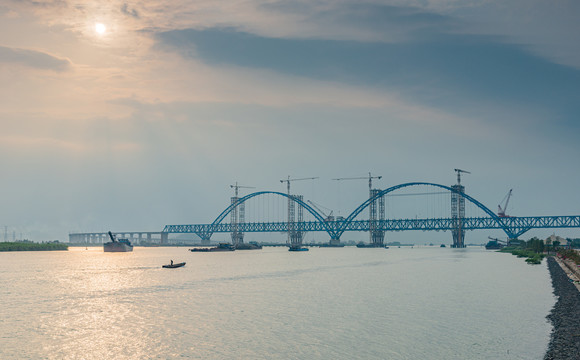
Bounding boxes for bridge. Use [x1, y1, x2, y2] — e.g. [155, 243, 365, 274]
[164, 216, 580, 241]
[163, 181, 580, 248]
[69, 232, 168, 244]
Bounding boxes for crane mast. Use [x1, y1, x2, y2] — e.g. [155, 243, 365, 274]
[333, 172, 384, 246]
[498, 189, 513, 217]
[454, 168, 471, 185]
[229, 182, 255, 246]
[451, 169, 470, 248]
[307, 200, 334, 221]
[280, 176, 318, 249]
[230, 182, 255, 198]
[332, 172, 382, 193]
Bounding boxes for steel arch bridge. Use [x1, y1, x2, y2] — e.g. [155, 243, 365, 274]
[163, 182, 580, 243]
[189, 191, 334, 242]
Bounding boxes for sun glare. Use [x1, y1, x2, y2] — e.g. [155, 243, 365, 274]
[95, 23, 106, 35]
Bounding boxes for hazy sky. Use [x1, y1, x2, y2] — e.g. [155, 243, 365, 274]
[1, 0, 579, 242]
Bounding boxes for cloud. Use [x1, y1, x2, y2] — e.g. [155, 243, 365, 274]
[421, 0, 580, 69]
[259, 1, 460, 42]
[0, 135, 87, 152]
[0, 45, 70, 71]
[121, 2, 140, 19]
[155, 27, 580, 127]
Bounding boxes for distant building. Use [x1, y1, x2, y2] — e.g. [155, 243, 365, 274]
[545, 234, 565, 245]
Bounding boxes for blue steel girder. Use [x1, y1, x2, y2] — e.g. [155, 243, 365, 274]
[162, 182, 580, 240]
[170, 191, 334, 241]
[163, 216, 580, 238]
[337, 182, 516, 239]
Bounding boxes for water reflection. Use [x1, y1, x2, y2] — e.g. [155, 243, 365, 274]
[0, 246, 554, 359]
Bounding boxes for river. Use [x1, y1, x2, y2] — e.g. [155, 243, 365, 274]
[0, 245, 554, 359]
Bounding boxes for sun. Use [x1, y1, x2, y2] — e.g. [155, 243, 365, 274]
[95, 23, 106, 35]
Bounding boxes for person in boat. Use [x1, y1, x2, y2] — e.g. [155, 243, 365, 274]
[170, 260, 173, 265]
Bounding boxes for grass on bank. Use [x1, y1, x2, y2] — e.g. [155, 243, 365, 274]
[500, 247, 545, 264]
[499, 237, 548, 264]
[558, 249, 580, 265]
[0, 242, 68, 251]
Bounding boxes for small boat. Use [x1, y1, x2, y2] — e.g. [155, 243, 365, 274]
[162, 261, 186, 268]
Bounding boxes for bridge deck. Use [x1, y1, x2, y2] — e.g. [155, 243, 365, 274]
[164, 215, 580, 239]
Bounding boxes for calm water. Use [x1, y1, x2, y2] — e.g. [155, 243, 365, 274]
[0, 245, 554, 359]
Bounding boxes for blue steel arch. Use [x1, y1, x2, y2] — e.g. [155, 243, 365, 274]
[208, 191, 334, 239]
[338, 182, 515, 239]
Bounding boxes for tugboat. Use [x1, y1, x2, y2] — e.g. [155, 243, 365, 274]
[485, 240, 502, 250]
[288, 246, 309, 252]
[104, 231, 133, 252]
[485, 236, 506, 250]
[356, 242, 383, 248]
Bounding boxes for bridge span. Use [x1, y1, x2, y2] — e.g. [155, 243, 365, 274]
[162, 182, 580, 247]
[70, 181, 580, 248]
[69, 232, 168, 244]
[164, 216, 580, 243]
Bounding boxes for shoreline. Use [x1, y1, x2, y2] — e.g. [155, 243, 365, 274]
[544, 256, 580, 359]
[0, 242, 68, 251]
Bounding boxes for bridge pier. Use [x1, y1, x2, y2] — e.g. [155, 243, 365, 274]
[287, 195, 306, 249]
[230, 195, 246, 246]
[451, 183, 466, 248]
[198, 232, 212, 245]
[368, 189, 385, 247]
[329, 238, 342, 246]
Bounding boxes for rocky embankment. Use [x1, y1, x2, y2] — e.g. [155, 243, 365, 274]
[545, 257, 580, 359]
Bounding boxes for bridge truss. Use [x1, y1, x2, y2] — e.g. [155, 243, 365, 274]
[163, 216, 580, 242]
[163, 182, 580, 244]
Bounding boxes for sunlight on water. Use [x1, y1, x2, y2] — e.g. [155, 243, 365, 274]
[0, 246, 554, 359]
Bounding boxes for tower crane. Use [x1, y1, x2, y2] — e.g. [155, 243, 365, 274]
[334, 172, 384, 245]
[454, 168, 471, 184]
[307, 200, 334, 221]
[230, 182, 255, 197]
[497, 189, 513, 218]
[229, 183, 256, 247]
[332, 172, 382, 192]
[280, 176, 318, 248]
[280, 176, 318, 196]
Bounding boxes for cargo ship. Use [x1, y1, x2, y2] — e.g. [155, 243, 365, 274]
[104, 231, 133, 252]
[356, 242, 384, 248]
[485, 236, 506, 250]
[288, 245, 309, 252]
[190, 243, 235, 252]
[484, 240, 503, 250]
[235, 241, 262, 250]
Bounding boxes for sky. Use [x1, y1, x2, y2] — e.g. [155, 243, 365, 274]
[1, 0, 579, 243]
